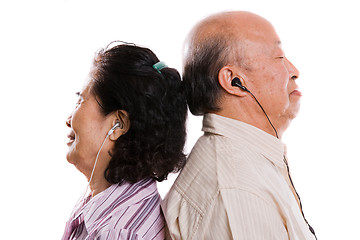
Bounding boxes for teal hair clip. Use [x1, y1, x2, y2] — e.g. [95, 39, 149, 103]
[153, 61, 167, 74]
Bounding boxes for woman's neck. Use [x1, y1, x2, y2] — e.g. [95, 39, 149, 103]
[90, 176, 112, 197]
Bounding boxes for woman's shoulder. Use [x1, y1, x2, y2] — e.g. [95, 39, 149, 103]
[96, 227, 165, 240]
[93, 180, 165, 239]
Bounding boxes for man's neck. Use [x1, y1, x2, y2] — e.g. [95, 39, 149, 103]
[214, 97, 284, 138]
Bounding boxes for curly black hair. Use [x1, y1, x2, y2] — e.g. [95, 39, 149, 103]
[90, 43, 187, 184]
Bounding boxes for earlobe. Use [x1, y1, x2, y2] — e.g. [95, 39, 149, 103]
[109, 110, 130, 141]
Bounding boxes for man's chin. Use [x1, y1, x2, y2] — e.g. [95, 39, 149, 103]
[289, 110, 299, 120]
[278, 107, 300, 131]
[287, 102, 301, 119]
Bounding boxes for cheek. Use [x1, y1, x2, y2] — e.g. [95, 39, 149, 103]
[67, 114, 99, 165]
[264, 79, 290, 111]
[271, 72, 290, 101]
[66, 131, 100, 173]
[272, 71, 289, 89]
[76, 128, 101, 154]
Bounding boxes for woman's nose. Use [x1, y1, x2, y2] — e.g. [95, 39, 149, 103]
[66, 116, 71, 128]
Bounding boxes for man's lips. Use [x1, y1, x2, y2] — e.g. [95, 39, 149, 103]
[290, 89, 302, 96]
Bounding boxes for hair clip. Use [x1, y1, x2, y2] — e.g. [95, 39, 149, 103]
[153, 61, 167, 74]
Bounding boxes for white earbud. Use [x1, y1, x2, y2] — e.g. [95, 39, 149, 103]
[107, 122, 121, 136]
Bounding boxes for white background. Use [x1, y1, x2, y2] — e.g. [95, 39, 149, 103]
[1, 0, 359, 239]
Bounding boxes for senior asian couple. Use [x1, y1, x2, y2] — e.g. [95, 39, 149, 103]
[62, 11, 317, 240]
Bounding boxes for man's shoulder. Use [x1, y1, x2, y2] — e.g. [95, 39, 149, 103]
[174, 132, 278, 197]
[162, 134, 225, 212]
[169, 131, 267, 194]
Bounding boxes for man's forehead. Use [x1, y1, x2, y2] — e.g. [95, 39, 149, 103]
[275, 41, 284, 51]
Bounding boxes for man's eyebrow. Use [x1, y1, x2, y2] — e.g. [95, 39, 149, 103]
[76, 92, 80, 97]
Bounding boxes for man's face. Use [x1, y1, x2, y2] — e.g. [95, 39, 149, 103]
[240, 22, 301, 130]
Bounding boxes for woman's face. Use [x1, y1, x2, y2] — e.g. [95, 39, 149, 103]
[66, 82, 114, 179]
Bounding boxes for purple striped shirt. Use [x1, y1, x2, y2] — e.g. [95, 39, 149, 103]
[62, 179, 165, 240]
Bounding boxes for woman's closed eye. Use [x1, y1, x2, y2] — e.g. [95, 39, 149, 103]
[75, 92, 83, 107]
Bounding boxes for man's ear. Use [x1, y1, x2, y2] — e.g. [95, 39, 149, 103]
[218, 66, 247, 97]
[109, 110, 130, 141]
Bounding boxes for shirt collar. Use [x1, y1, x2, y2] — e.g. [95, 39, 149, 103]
[72, 178, 158, 234]
[202, 113, 286, 168]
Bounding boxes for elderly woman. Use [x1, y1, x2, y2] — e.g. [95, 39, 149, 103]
[62, 43, 187, 239]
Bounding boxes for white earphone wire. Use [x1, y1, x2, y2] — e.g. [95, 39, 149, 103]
[75, 133, 110, 208]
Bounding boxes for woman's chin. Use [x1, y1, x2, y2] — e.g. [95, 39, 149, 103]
[66, 151, 75, 165]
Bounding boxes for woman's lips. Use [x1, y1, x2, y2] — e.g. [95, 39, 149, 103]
[67, 132, 75, 146]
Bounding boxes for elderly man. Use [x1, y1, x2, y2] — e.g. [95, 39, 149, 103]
[162, 11, 317, 239]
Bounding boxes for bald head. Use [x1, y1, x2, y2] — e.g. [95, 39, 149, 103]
[184, 11, 276, 67]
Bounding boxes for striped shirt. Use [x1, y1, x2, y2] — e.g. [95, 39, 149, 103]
[162, 113, 315, 240]
[62, 179, 165, 240]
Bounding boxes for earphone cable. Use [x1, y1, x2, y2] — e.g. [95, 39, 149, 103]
[73, 134, 109, 209]
[247, 91, 279, 138]
[247, 89, 317, 239]
[283, 156, 318, 239]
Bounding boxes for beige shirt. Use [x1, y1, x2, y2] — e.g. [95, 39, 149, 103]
[162, 114, 315, 240]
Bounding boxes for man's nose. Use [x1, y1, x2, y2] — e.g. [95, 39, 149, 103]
[286, 57, 299, 81]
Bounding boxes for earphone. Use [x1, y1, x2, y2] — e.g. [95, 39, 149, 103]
[231, 77, 249, 92]
[107, 122, 121, 136]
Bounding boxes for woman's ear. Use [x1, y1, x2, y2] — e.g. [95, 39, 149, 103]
[218, 66, 248, 97]
[109, 110, 130, 141]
